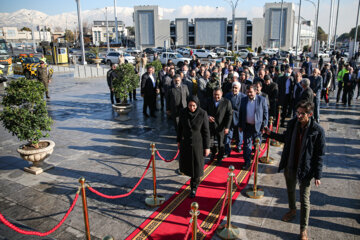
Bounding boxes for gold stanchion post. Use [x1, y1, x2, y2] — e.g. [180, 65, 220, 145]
[145, 143, 165, 207]
[190, 202, 199, 240]
[216, 165, 240, 239]
[246, 139, 264, 199]
[79, 177, 91, 240]
[259, 116, 274, 164]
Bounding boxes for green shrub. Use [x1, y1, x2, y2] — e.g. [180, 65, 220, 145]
[0, 78, 53, 148]
[113, 63, 139, 103]
[146, 59, 162, 75]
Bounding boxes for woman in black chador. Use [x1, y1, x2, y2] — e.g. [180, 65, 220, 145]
[177, 96, 210, 198]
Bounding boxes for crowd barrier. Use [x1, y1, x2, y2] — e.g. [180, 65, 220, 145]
[0, 126, 279, 239]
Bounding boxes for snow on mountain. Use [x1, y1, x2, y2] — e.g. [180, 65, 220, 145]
[0, 7, 134, 31]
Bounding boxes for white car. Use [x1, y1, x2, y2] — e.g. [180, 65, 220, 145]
[192, 49, 217, 58]
[236, 49, 257, 58]
[160, 52, 191, 67]
[105, 52, 135, 65]
[125, 48, 141, 55]
[176, 48, 190, 56]
[317, 52, 330, 58]
[214, 48, 232, 56]
[261, 48, 279, 56]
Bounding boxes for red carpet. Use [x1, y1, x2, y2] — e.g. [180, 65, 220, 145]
[125, 145, 267, 240]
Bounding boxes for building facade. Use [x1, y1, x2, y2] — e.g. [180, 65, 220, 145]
[0, 27, 51, 43]
[91, 20, 127, 45]
[133, 5, 170, 50]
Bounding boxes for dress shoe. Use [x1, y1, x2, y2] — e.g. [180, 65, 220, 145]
[189, 189, 196, 198]
[242, 162, 251, 170]
[143, 112, 150, 117]
[235, 147, 241, 153]
[282, 209, 296, 222]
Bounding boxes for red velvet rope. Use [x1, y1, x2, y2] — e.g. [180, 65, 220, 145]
[156, 149, 179, 162]
[195, 181, 229, 236]
[183, 219, 192, 240]
[87, 156, 153, 199]
[0, 191, 79, 236]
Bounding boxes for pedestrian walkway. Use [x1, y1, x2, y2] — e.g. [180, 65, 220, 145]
[0, 74, 359, 239]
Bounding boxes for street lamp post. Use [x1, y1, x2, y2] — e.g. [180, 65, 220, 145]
[296, 0, 302, 58]
[27, 13, 37, 53]
[328, 0, 335, 49]
[304, 0, 319, 56]
[224, 0, 240, 51]
[354, 0, 360, 56]
[75, 0, 86, 65]
[333, 0, 340, 51]
[114, 0, 119, 44]
[279, 0, 284, 51]
[106, 7, 110, 52]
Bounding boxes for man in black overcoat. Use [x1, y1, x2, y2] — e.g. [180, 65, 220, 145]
[207, 87, 232, 164]
[278, 67, 294, 127]
[141, 65, 159, 117]
[342, 67, 356, 106]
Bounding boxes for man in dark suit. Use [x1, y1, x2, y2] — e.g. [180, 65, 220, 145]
[141, 65, 159, 117]
[239, 84, 268, 169]
[207, 87, 232, 164]
[301, 56, 313, 76]
[278, 67, 294, 127]
[158, 64, 168, 110]
[167, 74, 189, 133]
[224, 82, 246, 156]
[292, 72, 303, 117]
[263, 75, 279, 121]
[342, 67, 356, 106]
[299, 78, 314, 103]
[309, 68, 323, 123]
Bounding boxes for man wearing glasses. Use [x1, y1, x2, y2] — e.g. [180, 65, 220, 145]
[264, 100, 325, 240]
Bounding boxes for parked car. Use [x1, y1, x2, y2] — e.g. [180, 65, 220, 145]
[160, 52, 191, 67]
[214, 47, 232, 56]
[105, 52, 135, 65]
[317, 52, 330, 58]
[261, 48, 279, 56]
[143, 48, 157, 55]
[236, 49, 257, 58]
[78, 53, 106, 64]
[192, 49, 217, 58]
[216, 56, 244, 65]
[125, 48, 141, 55]
[176, 47, 191, 56]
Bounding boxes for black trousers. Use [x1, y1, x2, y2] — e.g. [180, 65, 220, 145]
[336, 82, 343, 103]
[143, 94, 156, 115]
[281, 94, 292, 124]
[110, 90, 120, 104]
[129, 89, 137, 100]
[190, 177, 200, 190]
[342, 87, 354, 105]
[210, 128, 225, 156]
[160, 92, 165, 110]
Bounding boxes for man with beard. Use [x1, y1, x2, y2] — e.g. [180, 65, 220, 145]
[207, 87, 232, 165]
[278, 67, 294, 127]
[239, 84, 268, 169]
[265, 101, 325, 240]
[167, 75, 189, 132]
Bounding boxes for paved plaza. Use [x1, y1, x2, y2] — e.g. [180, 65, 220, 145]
[0, 73, 359, 240]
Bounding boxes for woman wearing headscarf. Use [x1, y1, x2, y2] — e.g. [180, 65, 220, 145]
[177, 96, 210, 198]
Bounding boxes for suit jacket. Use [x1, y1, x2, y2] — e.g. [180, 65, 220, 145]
[299, 87, 314, 104]
[141, 72, 158, 96]
[224, 92, 245, 127]
[167, 84, 189, 118]
[278, 75, 294, 105]
[239, 95, 268, 133]
[158, 70, 167, 93]
[302, 61, 313, 76]
[293, 82, 303, 104]
[343, 73, 357, 90]
[207, 98, 232, 133]
[309, 75, 323, 95]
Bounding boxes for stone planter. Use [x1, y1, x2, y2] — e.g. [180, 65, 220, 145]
[93, 58, 102, 68]
[112, 103, 132, 121]
[17, 140, 55, 175]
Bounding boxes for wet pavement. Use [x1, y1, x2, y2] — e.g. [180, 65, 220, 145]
[0, 73, 359, 240]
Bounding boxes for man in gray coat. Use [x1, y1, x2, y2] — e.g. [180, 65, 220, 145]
[167, 74, 189, 133]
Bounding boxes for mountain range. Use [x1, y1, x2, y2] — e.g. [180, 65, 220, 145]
[0, 7, 135, 32]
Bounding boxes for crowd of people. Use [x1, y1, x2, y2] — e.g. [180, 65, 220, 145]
[106, 51, 359, 239]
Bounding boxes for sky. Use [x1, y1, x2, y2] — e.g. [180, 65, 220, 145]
[1, 0, 359, 35]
